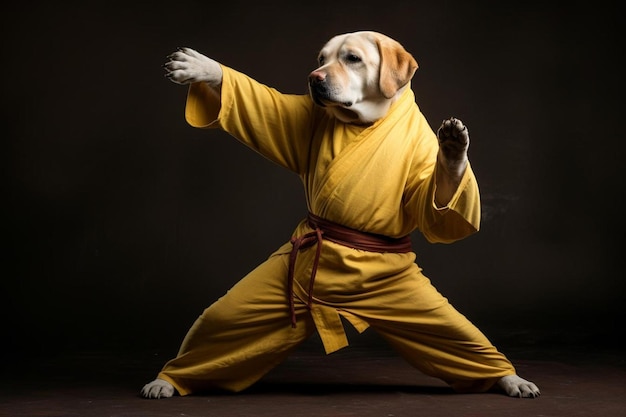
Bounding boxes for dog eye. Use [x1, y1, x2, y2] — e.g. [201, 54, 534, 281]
[346, 54, 361, 63]
[318, 55, 325, 65]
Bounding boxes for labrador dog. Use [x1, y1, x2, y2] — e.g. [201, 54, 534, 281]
[144, 31, 540, 399]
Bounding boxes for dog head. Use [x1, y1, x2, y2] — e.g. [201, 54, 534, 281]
[308, 31, 418, 124]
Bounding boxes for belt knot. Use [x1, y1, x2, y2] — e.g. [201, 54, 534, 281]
[286, 213, 412, 328]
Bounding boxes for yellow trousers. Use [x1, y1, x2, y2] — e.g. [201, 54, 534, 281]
[157, 237, 515, 395]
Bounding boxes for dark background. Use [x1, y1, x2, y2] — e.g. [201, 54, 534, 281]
[2, 0, 622, 360]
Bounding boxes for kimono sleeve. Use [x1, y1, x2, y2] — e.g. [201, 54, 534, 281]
[184, 66, 314, 175]
[426, 163, 481, 243]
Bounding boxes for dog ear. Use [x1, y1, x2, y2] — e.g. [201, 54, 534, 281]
[376, 37, 418, 99]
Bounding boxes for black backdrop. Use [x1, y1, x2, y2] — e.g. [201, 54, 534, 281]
[2, 1, 622, 358]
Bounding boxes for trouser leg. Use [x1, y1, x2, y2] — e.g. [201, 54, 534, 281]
[157, 252, 315, 395]
[365, 271, 515, 393]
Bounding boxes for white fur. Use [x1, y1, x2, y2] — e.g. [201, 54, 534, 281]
[309, 32, 389, 123]
[497, 375, 541, 398]
[141, 378, 175, 399]
[165, 47, 223, 87]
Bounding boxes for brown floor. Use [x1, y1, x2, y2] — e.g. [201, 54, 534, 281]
[1, 336, 624, 417]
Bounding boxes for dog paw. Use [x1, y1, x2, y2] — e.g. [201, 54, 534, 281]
[436, 116, 469, 160]
[496, 374, 541, 398]
[436, 117, 469, 179]
[163, 47, 223, 86]
[141, 378, 175, 399]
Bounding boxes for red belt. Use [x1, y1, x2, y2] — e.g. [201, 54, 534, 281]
[287, 213, 412, 328]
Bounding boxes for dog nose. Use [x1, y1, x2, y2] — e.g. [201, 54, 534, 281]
[309, 70, 326, 82]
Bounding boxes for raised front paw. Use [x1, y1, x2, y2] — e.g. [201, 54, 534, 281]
[163, 47, 223, 86]
[436, 117, 470, 160]
[436, 117, 469, 178]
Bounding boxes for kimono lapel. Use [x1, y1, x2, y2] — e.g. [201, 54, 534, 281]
[309, 87, 416, 215]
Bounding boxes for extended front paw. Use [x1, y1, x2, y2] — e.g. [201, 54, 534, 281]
[163, 47, 223, 86]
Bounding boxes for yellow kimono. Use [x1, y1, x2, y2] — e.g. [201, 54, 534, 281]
[157, 66, 516, 395]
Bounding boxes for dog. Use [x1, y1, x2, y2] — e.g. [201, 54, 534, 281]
[142, 31, 540, 399]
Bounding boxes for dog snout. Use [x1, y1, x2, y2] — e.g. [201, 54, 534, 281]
[308, 70, 330, 107]
[309, 69, 326, 83]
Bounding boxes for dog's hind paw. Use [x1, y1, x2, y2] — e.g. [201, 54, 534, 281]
[141, 378, 175, 399]
[496, 374, 541, 398]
